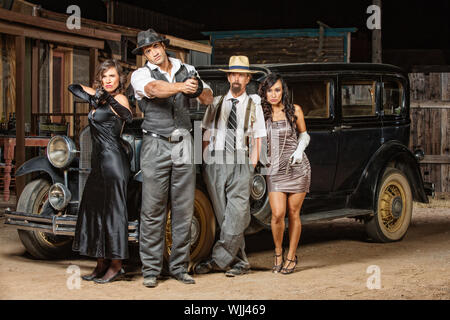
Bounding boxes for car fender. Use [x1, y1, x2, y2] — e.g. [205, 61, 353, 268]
[15, 156, 64, 184]
[349, 140, 428, 210]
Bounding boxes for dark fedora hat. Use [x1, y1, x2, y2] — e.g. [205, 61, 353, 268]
[132, 28, 170, 55]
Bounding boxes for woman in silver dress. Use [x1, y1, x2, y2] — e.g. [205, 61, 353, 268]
[259, 74, 311, 274]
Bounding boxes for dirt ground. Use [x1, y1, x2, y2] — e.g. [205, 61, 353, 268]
[0, 199, 449, 300]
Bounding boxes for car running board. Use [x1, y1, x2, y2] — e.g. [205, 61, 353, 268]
[300, 208, 374, 224]
[4, 210, 139, 243]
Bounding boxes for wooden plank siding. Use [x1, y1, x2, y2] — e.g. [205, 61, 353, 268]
[213, 36, 345, 64]
[409, 72, 450, 193]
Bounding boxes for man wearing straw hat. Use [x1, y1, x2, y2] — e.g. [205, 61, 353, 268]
[130, 28, 213, 288]
[195, 56, 266, 277]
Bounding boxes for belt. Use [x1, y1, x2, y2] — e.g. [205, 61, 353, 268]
[143, 130, 183, 143]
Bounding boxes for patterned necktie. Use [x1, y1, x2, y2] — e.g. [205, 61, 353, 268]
[225, 98, 238, 152]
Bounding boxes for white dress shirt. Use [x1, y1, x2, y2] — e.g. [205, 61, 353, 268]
[130, 57, 211, 100]
[202, 91, 267, 151]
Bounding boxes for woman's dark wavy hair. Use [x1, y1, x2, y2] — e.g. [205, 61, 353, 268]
[92, 59, 127, 95]
[258, 73, 297, 131]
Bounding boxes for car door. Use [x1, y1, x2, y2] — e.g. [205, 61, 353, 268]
[334, 74, 383, 195]
[380, 75, 409, 145]
[284, 75, 340, 212]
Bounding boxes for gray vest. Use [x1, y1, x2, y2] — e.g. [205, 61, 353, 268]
[138, 64, 192, 137]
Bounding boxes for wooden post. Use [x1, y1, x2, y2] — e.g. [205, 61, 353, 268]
[31, 39, 40, 134]
[15, 35, 25, 197]
[89, 48, 98, 87]
[0, 35, 3, 120]
[372, 0, 382, 63]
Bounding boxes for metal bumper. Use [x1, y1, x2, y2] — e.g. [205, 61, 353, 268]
[3, 209, 139, 243]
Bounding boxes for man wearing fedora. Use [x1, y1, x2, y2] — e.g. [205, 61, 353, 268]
[195, 56, 266, 277]
[130, 28, 213, 288]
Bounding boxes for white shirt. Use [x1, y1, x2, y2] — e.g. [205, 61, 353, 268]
[130, 57, 211, 100]
[202, 91, 267, 151]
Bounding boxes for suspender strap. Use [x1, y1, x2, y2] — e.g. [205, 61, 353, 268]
[211, 95, 256, 148]
[243, 98, 252, 132]
[213, 95, 225, 130]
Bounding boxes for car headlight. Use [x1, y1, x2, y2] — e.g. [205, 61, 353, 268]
[414, 149, 425, 162]
[47, 136, 77, 168]
[48, 183, 72, 211]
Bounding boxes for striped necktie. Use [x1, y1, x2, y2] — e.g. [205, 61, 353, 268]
[225, 98, 238, 152]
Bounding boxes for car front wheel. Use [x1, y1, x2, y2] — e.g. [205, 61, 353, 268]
[365, 168, 413, 242]
[17, 179, 73, 259]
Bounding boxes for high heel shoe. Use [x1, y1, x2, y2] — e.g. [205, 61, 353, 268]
[81, 266, 109, 281]
[93, 268, 125, 284]
[281, 255, 297, 275]
[272, 248, 284, 273]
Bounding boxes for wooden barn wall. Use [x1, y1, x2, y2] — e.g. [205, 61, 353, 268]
[213, 36, 344, 64]
[409, 72, 450, 193]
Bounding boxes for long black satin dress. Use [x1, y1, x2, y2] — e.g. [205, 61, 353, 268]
[68, 84, 133, 260]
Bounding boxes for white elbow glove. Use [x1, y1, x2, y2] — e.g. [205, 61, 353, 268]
[290, 131, 310, 165]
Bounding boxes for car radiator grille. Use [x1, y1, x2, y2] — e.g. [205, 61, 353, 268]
[79, 127, 92, 207]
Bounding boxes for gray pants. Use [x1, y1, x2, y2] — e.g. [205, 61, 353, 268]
[203, 160, 254, 270]
[139, 134, 195, 277]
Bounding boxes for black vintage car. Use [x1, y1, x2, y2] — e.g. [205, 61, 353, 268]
[4, 63, 433, 262]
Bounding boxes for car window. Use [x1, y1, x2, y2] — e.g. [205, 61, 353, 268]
[341, 81, 376, 117]
[288, 80, 331, 118]
[383, 80, 404, 116]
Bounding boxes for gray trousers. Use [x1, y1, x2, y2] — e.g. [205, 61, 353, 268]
[139, 134, 195, 277]
[203, 159, 254, 270]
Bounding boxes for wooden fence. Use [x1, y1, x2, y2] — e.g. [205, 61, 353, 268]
[409, 72, 450, 193]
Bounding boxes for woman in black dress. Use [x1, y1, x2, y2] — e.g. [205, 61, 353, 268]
[68, 59, 132, 283]
[259, 74, 311, 274]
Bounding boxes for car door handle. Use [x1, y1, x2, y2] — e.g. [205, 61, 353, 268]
[332, 125, 352, 132]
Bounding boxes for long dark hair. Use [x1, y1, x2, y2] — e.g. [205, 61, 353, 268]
[258, 73, 297, 130]
[92, 59, 127, 95]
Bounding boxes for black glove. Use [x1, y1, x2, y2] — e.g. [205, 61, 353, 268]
[68, 84, 96, 107]
[92, 88, 110, 107]
[67, 84, 106, 109]
[182, 70, 203, 99]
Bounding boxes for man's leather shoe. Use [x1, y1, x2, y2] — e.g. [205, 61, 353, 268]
[93, 268, 125, 284]
[194, 259, 221, 274]
[173, 272, 195, 284]
[225, 266, 250, 277]
[143, 276, 158, 288]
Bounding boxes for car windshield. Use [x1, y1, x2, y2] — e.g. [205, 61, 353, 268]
[188, 78, 262, 115]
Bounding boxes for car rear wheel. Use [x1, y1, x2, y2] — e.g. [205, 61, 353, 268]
[365, 168, 413, 242]
[164, 189, 216, 264]
[17, 179, 73, 259]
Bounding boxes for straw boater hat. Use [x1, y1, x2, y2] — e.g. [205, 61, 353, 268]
[132, 28, 170, 55]
[219, 56, 259, 73]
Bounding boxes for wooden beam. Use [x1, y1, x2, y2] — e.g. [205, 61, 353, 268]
[165, 35, 212, 54]
[0, 21, 104, 49]
[411, 101, 450, 109]
[0, 7, 121, 41]
[15, 35, 25, 197]
[420, 155, 450, 164]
